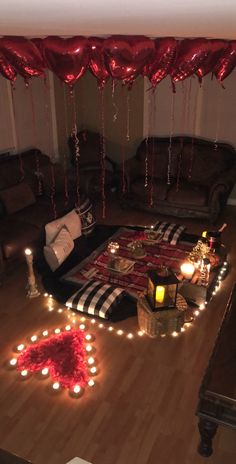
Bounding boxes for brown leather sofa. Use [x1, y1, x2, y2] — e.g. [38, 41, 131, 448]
[122, 136, 236, 223]
[0, 149, 77, 282]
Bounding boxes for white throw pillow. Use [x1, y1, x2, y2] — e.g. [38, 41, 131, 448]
[44, 226, 74, 271]
[45, 209, 81, 245]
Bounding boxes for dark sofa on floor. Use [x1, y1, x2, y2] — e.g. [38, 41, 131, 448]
[0, 149, 77, 282]
[122, 136, 236, 223]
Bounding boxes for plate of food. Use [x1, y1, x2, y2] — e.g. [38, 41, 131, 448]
[107, 257, 135, 274]
[143, 230, 163, 244]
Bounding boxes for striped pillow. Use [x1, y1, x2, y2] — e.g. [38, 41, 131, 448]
[153, 222, 186, 245]
[76, 197, 96, 236]
[66, 280, 126, 319]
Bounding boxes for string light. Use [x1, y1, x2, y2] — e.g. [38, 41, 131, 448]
[87, 357, 95, 365]
[21, 370, 28, 377]
[30, 335, 37, 342]
[88, 379, 95, 387]
[108, 326, 114, 332]
[91, 319, 96, 324]
[137, 331, 144, 336]
[127, 333, 133, 339]
[54, 328, 61, 334]
[42, 330, 48, 337]
[65, 325, 71, 331]
[194, 310, 200, 317]
[172, 331, 178, 337]
[86, 345, 92, 352]
[117, 330, 123, 336]
[99, 323, 104, 328]
[79, 324, 85, 330]
[58, 308, 63, 313]
[85, 334, 92, 341]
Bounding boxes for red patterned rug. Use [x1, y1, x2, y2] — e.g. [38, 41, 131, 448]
[64, 228, 193, 296]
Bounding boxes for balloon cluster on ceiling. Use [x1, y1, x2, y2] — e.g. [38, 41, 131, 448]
[0, 35, 236, 88]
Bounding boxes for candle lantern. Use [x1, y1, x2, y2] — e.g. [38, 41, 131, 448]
[146, 267, 179, 311]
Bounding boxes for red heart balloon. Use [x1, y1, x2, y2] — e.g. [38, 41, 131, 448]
[0, 37, 45, 80]
[43, 36, 90, 86]
[143, 37, 177, 87]
[196, 39, 228, 80]
[104, 35, 155, 85]
[0, 51, 16, 81]
[89, 37, 110, 89]
[214, 41, 236, 82]
[17, 329, 89, 389]
[172, 38, 210, 82]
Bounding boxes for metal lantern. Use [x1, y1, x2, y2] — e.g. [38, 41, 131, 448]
[146, 267, 179, 311]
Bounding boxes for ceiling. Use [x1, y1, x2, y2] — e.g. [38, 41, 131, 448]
[1, 0, 236, 39]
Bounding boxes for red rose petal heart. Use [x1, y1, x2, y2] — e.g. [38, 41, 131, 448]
[17, 329, 89, 389]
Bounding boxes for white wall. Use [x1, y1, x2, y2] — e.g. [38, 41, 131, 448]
[0, 72, 57, 159]
[143, 71, 236, 200]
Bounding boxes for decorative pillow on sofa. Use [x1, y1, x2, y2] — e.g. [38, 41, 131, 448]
[76, 196, 96, 236]
[45, 209, 81, 245]
[0, 182, 36, 214]
[44, 226, 74, 271]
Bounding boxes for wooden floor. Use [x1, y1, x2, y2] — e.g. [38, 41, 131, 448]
[1, 200, 236, 464]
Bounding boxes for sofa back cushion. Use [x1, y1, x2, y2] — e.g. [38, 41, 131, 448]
[135, 137, 235, 184]
[0, 182, 36, 214]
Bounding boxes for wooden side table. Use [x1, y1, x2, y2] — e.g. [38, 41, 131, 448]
[137, 294, 187, 338]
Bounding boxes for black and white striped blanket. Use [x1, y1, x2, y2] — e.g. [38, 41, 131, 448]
[66, 280, 126, 319]
[153, 221, 186, 245]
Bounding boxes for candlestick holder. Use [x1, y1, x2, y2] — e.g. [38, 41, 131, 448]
[25, 248, 40, 298]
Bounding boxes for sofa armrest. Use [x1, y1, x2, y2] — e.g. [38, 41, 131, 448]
[209, 168, 236, 204]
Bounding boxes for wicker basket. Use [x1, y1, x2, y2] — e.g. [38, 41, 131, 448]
[137, 294, 187, 338]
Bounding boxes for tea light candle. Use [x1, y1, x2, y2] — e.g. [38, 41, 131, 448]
[180, 262, 195, 280]
[155, 286, 165, 304]
[107, 241, 119, 255]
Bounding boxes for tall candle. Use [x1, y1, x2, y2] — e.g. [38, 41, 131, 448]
[25, 248, 35, 286]
[155, 286, 165, 304]
[25, 248, 40, 298]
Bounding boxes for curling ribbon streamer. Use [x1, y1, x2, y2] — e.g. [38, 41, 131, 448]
[71, 89, 80, 207]
[126, 90, 130, 141]
[189, 81, 199, 179]
[167, 91, 175, 185]
[214, 84, 223, 150]
[99, 86, 106, 218]
[29, 83, 42, 195]
[10, 84, 25, 181]
[43, 76, 57, 218]
[112, 79, 119, 122]
[62, 84, 70, 205]
[149, 88, 157, 206]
